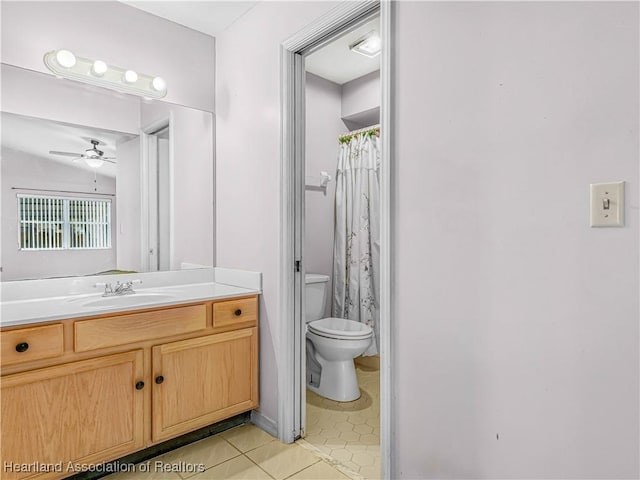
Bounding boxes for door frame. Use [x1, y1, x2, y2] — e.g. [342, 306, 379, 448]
[140, 115, 174, 272]
[278, 0, 392, 477]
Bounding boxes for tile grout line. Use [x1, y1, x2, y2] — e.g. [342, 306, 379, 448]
[221, 428, 278, 455]
[296, 439, 366, 480]
[241, 452, 278, 479]
[171, 436, 246, 480]
[279, 456, 323, 480]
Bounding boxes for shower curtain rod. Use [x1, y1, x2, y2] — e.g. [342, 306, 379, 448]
[338, 123, 380, 142]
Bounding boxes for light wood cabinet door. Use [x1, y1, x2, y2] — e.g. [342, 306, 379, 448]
[152, 327, 258, 442]
[1, 350, 144, 480]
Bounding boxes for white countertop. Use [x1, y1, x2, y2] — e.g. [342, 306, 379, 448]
[0, 282, 260, 328]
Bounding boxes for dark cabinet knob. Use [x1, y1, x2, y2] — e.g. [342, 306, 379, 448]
[135, 381, 145, 390]
[234, 309, 242, 316]
[155, 375, 164, 384]
[15, 342, 29, 353]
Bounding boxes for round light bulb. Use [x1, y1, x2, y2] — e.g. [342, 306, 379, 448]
[92, 60, 108, 77]
[55, 49, 76, 69]
[123, 70, 138, 84]
[84, 158, 105, 168]
[151, 76, 167, 92]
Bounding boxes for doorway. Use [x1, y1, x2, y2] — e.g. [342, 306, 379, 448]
[279, 1, 391, 478]
[141, 117, 173, 273]
[146, 125, 171, 271]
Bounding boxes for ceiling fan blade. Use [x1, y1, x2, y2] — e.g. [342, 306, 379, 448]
[102, 157, 116, 160]
[49, 150, 82, 157]
[103, 159, 117, 164]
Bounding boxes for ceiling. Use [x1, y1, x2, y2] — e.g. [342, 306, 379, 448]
[120, 1, 259, 37]
[1, 113, 136, 178]
[305, 16, 380, 85]
[119, 1, 379, 85]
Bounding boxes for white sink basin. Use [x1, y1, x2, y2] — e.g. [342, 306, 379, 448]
[79, 293, 177, 308]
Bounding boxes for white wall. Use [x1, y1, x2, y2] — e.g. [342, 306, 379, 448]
[141, 102, 215, 270]
[341, 69, 380, 129]
[116, 137, 141, 272]
[1, 1, 215, 112]
[304, 73, 344, 317]
[215, 0, 340, 429]
[1, 148, 117, 280]
[1, 64, 140, 135]
[392, 2, 639, 478]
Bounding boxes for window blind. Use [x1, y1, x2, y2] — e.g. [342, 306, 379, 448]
[18, 194, 111, 250]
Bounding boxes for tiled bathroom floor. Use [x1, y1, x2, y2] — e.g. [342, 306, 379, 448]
[302, 362, 380, 479]
[104, 424, 352, 480]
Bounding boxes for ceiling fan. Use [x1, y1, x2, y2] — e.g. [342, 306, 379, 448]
[49, 139, 116, 168]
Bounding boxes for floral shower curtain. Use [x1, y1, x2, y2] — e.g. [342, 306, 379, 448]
[332, 131, 380, 356]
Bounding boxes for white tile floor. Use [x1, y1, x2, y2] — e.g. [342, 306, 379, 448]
[302, 362, 380, 479]
[104, 424, 353, 480]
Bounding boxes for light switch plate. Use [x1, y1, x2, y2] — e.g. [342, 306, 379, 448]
[590, 181, 625, 227]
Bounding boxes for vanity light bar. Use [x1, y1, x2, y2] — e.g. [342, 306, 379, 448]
[43, 49, 167, 99]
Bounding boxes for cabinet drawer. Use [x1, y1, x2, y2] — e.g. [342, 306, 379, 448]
[212, 297, 257, 329]
[1, 323, 64, 366]
[75, 304, 207, 352]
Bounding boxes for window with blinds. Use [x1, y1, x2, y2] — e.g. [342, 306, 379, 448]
[18, 194, 112, 250]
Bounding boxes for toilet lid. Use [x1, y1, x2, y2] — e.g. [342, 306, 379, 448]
[308, 318, 373, 340]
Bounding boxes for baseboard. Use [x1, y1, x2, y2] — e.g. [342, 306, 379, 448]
[67, 412, 250, 480]
[250, 410, 278, 438]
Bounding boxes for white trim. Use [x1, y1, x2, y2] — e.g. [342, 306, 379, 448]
[279, 41, 297, 444]
[250, 410, 278, 438]
[140, 115, 174, 272]
[279, 2, 392, 478]
[379, 2, 392, 478]
[168, 113, 175, 271]
[140, 128, 150, 272]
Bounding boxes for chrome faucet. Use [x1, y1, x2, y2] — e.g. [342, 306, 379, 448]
[94, 279, 142, 297]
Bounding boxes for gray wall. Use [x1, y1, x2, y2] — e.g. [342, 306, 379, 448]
[392, 2, 639, 478]
[141, 103, 215, 271]
[215, 0, 341, 430]
[341, 70, 380, 129]
[304, 72, 344, 317]
[1, 1, 215, 112]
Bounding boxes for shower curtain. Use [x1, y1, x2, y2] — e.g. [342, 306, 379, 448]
[332, 131, 380, 356]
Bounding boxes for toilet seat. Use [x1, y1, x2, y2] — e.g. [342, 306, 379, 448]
[307, 317, 373, 340]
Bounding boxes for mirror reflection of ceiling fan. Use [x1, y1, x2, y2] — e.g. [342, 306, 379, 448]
[49, 139, 116, 168]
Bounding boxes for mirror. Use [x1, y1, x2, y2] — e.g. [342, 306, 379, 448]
[1, 64, 214, 281]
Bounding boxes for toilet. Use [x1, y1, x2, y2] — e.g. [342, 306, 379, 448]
[305, 273, 373, 402]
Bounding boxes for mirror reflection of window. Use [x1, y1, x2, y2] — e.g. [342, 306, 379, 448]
[1, 112, 125, 280]
[18, 195, 112, 250]
[1, 65, 215, 281]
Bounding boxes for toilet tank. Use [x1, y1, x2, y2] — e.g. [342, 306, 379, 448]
[305, 273, 330, 323]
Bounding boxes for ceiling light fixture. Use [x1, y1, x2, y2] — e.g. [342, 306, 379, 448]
[84, 157, 105, 169]
[44, 49, 168, 99]
[349, 31, 382, 58]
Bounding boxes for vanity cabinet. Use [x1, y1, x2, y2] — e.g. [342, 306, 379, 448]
[152, 327, 258, 442]
[1, 351, 144, 480]
[0, 295, 259, 480]
[1, 323, 64, 366]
